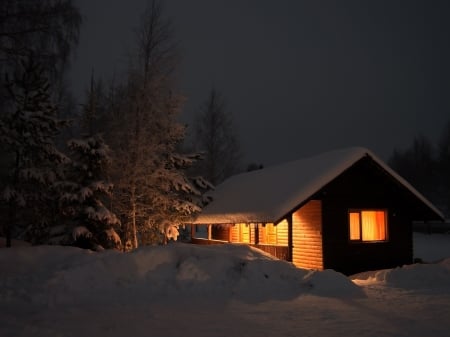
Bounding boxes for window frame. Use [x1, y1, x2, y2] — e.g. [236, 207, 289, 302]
[348, 209, 388, 243]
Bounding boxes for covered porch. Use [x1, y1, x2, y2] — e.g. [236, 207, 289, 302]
[190, 222, 290, 261]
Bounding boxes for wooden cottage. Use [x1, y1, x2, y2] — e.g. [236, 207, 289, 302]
[189, 147, 444, 275]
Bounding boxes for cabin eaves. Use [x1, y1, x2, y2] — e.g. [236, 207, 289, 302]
[193, 147, 444, 224]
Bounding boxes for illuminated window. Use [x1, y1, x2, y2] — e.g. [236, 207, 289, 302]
[349, 210, 387, 242]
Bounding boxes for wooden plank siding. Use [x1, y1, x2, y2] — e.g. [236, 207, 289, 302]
[230, 224, 239, 242]
[275, 220, 289, 246]
[229, 223, 257, 244]
[251, 244, 290, 260]
[292, 200, 324, 270]
[211, 225, 230, 241]
[204, 222, 290, 261]
[257, 220, 289, 246]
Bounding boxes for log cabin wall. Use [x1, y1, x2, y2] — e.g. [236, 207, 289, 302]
[320, 157, 415, 275]
[275, 220, 289, 246]
[291, 200, 324, 270]
[227, 223, 256, 243]
[211, 223, 259, 244]
[257, 224, 267, 243]
[211, 225, 230, 241]
[257, 220, 289, 246]
[230, 224, 239, 242]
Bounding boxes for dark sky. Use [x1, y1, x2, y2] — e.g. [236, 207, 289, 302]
[70, 0, 450, 166]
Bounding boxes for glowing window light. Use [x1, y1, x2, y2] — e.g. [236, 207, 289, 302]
[349, 210, 387, 242]
[349, 212, 361, 240]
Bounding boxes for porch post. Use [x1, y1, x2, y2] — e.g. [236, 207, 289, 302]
[207, 224, 212, 240]
[287, 215, 293, 262]
[191, 224, 195, 240]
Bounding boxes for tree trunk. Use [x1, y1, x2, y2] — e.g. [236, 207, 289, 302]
[5, 216, 11, 248]
[6, 150, 21, 248]
[130, 186, 138, 249]
[5, 197, 16, 248]
[132, 210, 138, 249]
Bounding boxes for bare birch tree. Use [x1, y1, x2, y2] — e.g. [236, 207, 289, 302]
[108, 0, 204, 249]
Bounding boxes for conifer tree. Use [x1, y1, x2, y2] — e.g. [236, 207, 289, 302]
[0, 57, 69, 245]
[191, 88, 242, 185]
[61, 74, 121, 250]
[437, 120, 450, 216]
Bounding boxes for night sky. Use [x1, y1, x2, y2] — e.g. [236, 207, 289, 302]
[70, 0, 450, 167]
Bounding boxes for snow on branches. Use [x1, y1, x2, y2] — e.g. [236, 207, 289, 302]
[0, 56, 70, 244]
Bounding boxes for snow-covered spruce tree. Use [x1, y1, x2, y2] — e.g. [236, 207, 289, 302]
[60, 74, 121, 250]
[0, 0, 82, 140]
[140, 147, 214, 246]
[107, 0, 209, 249]
[109, 74, 210, 248]
[63, 136, 121, 249]
[0, 56, 69, 246]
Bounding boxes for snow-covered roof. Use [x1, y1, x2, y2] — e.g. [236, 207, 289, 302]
[193, 147, 444, 224]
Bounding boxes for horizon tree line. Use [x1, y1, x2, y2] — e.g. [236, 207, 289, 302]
[388, 122, 450, 218]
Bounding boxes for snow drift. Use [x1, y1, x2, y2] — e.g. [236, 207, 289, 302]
[1, 235, 450, 337]
[0, 243, 364, 307]
[353, 258, 450, 292]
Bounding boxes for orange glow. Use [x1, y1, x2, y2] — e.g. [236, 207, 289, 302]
[265, 223, 277, 244]
[349, 210, 387, 241]
[237, 223, 250, 243]
[361, 211, 386, 241]
[258, 220, 288, 245]
[276, 219, 288, 246]
[349, 212, 361, 240]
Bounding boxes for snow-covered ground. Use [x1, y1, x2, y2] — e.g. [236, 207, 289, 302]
[1, 232, 450, 337]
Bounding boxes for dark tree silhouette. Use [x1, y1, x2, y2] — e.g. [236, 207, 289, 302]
[191, 88, 242, 185]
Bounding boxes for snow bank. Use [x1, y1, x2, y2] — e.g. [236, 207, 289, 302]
[303, 269, 364, 297]
[0, 243, 364, 308]
[381, 259, 450, 291]
[2, 235, 450, 337]
[351, 233, 450, 290]
[353, 258, 450, 292]
[3, 232, 450, 309]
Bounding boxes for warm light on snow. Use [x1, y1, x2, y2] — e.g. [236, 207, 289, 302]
[1, 232, 450, 337]
[351, 275, 382, 286]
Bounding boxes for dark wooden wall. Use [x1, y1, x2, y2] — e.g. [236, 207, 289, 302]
[319, 157, 418, 275]
[212, 225, 230, 241]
